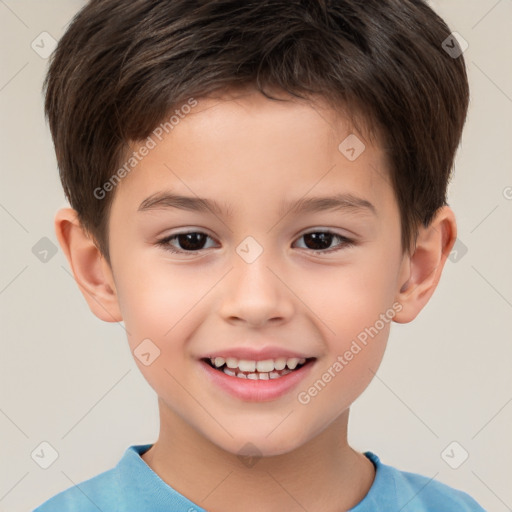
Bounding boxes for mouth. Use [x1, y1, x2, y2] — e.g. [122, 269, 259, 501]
[201, 356, 316, 380]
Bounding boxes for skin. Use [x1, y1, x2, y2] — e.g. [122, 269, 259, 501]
[55, 87, 456, 512]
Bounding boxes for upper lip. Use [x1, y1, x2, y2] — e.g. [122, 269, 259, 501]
[200, 346, 315, 361]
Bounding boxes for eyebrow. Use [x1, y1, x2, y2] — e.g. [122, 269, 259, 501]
[138, 192, 233, 217]
[137, 191, 376, 218]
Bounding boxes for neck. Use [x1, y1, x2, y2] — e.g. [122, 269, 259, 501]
[141, 399, 375, 512]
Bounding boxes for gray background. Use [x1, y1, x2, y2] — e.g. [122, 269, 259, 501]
[0, 1, 511, 511]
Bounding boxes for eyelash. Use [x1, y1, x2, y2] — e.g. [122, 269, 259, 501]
[156, 230, 355, 256]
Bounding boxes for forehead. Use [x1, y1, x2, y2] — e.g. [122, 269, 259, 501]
[111, 89, 393, 217]
[165, 87, 376, 157]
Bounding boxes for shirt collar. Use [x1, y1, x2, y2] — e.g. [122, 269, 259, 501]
[119, 445, 395, 511]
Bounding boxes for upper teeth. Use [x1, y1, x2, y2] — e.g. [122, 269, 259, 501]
[211, 357, 306, 372]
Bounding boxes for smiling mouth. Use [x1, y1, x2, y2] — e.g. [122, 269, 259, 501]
[202, 356, 316, 380]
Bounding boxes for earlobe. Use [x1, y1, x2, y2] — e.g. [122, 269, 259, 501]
[54, 208, 122, 323]
[393, 206, 457, 324]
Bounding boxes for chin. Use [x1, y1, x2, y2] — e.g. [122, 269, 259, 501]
[208, 427, 308, 459]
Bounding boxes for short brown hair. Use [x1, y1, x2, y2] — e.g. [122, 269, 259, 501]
[44, 0, 469, 263]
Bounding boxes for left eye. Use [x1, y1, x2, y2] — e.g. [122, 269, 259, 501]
[294, 231, 354, 252]
[156, 230, 354, 255]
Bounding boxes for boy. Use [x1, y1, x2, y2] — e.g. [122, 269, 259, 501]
[34, 0, 486, 510]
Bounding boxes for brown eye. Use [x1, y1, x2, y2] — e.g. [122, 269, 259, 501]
[302, 232, 334, 250]
[157, 231, 216, 254]
[294, 231, 354, 253]
[174, 232, 208, 251]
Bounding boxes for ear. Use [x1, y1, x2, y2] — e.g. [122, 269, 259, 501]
[54, 208, 122, 322]
[393, 206, 457, 323]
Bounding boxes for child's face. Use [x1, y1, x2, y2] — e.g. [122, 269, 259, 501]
[106, 89, 408, 456]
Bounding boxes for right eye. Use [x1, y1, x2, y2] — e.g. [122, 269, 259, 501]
[156, 231, 218, 254]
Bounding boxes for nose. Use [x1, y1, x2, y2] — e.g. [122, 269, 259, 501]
[217, 247, 295, 328]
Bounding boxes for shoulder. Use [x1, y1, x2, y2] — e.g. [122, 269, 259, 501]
[32, 467, 119, 512]
[396, 468, 486, 511]
[361, 452, 487, 512]
[32, 443, 206, 512]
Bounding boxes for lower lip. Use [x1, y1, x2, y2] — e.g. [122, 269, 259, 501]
[199, 360, 315, 402]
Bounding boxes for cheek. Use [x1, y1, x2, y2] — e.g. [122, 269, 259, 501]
[296, 341, 387, 434]
[297, 244, 399, 391]
[297, 323, 390, 420]
[114, 254, 206, 341]
[113, 260, 204, 403]
[304, 259, 399, 342]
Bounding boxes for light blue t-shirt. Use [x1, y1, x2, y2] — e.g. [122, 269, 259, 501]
[33, 444, 486, 511]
